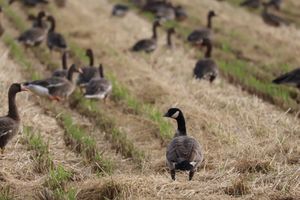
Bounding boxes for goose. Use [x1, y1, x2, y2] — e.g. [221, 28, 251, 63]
[261, 3, 288, 27]
[54, 0, 67, 8]
[174, 5, 188, 21]
[24, 64, 82, 101]
[112, 4, 129, 17]
[272, 68, 300, 88]
[9, 0, 48, 6]
[17, 13, 47, 47]
[84, 64, 112, 100]
[77, 49, 100, 87]
[28, 11, 48, 30]
[0, 7, 4, 37]
[266, 0, 282, 11]
[240, 0, 261, 9]
[143, 0, 167, 13]
[0, 83, 27, 154]
[46, 15, 67, 53]
[131, 20, 160, 53]
[156, 2, 176, 21]
[193, 38, 218, 82]
[187, 10, 216, 46]
[164, 108, 203, 181]
[166, 27, 175, 48]
[52, 51, 68, 78]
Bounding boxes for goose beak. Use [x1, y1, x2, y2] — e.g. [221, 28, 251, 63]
[20, 84, 29, 91]
[78, 68, 83, 74]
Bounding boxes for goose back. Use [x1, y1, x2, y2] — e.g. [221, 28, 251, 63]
[272, 68, 300, 88]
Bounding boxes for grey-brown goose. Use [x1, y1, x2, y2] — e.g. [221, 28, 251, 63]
[24, 64, 82, 101]
[131, 20, 160, 53]
[52, 52, 68, 78]
[0, 83, 27, 154]
[187, 10, 216, 46]
[261, 3, 288, 27]
[28, 11, 48, 30]
[84, 64, 112, 100]
[9, 0, 48, 6]
[0, 7, 4, 37]
[166, 27, 175, 48]
[193, 38, 218, 82]
[77, 49, 99, 86]
[47, 15, 67, 52]
[17, 13, 47, 47]
[240, 0, 261, 9]
[164, 108, 203, 181]
[272, 68, 300, 88]
[156, 2, 176, 21]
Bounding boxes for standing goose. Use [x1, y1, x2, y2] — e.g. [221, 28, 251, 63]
[272, 68, 300, 88]
[240, 0, 261, 9]
[0, 83, 27, 154]
[131, 20, 160, 53]
[52, 51, 68, 78]
[174, 5, 188, 21]
[187, 10, 216, 46]
[24, 64, 81, 101]
[84, 64, 112, 100]
[17, 12, 47, 47]
[112, 4, 129, 17]
[193, 38, 218, 82]
[166, 27, 175, 48]
[77, 49, 99, 86]
[9, 0, 48, 6]
[156, 3, 176, 21]
[46, 15, 67, 53]
[261, 3, 288, 27]
[164, 108, 203, 181]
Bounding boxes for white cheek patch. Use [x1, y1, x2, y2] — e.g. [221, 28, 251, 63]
[171, 111, 179, 119]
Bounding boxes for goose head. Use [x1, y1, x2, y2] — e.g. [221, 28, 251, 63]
[208, 10, 216, 18]
[164, 107, 182, 119]
[10, 83, 28, 93]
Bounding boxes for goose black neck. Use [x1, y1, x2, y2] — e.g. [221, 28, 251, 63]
[8, 89, 19, 121]
[205, 41, 212, 58]
[167, 31, 173, 47]
[207, 15, 213, 29]
[62, 52, 67, 70]
[176, 112, 186, 136]
[152, 23, 159, 40]
[48, 17, 56, 32]
[87, 50, 94, 66]
[99, 65, 104, 78]
[67, 65, 76, 81]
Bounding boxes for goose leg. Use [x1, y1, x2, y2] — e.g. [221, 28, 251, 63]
[189, 170, 195, 181]
[171, 169, 176, 180]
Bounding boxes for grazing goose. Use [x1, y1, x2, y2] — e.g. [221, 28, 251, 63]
[261, 3, 288, 27]
[52, 52, 68, 78]
[112, 4, 129, 17]
[240, 0, 261, 9]
[166, 27, 175, 48]
[17, 13, 47, 47]
[187, 10, 216, 46]
[164, 108, 203, 181]
[77, 49, 99, 87]
[174, 5, 188, 21]
[24, 64, 81, 101]
[28, 11, 48, 29]
[131, 20, 160, 53]
[272, 68, 300, 88]
[0, 83, 27, 154]
[0, 7, 4, 37]
[46, 15, 67, 52]
[266, 0, 282, 11]
[9, 0, 49, 6]
[193, 38, 218, 82]
[84, 64, 112, 100]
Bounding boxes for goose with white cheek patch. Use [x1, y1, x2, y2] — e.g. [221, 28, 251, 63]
[24, 64, 82, 101]
[84, 64, 112, 100]
[164, 108, 203, 181]
[0, 83, 27, 154]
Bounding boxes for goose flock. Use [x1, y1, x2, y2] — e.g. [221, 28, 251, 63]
[0, 0, 299, 182]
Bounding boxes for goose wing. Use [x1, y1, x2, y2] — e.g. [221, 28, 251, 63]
[166, 136, 202, 165]
[131, 39, 156, 52]
[18, 27, 46, 45]
[47, 32, 67, 49]
[194, 58, 218, 81]
[273, 68, 300, 86]
[0, 117, 17, 138]
[188, 28, 211, 43]
[85, 78, 112, 98]
[77, 66, 99, 86]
